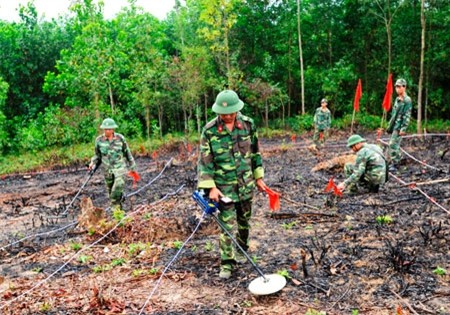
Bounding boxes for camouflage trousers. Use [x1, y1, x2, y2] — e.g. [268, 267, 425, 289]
[313, 128, 329, 146]
[218, 199, 252, 266]
[388, 130, 402, 164]
[104, 172, 125, 209]
[344, 163, 381, 192]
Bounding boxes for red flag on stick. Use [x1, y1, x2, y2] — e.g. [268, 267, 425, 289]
[264, 187, 281, 211]
[325, 177, 343, 197]
[382, 74, 393, 112]
[353, 79, 362, 112]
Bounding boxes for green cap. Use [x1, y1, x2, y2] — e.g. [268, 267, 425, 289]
[100, 118, 118, 129]
[395, 78, 407, 86]
[347, 134, 366, 147]
[212, 90, 244, 114]
[321, 98, 328, 104]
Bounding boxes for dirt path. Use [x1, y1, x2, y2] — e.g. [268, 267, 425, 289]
[0, 133, 449, 314]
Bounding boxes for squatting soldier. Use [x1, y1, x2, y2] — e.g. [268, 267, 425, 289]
[337, 135, 387, 194]
[89, 118, 136, 211]
[197, 89, 268, 279]
[313, 98, 332, 147]
[386, 78, 412, 172]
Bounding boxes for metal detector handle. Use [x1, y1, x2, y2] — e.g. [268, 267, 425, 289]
[88, 163, 99, 176]
[192, 190, 218, 215]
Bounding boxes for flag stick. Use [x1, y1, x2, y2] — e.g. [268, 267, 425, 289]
[351, 108, 356, 133]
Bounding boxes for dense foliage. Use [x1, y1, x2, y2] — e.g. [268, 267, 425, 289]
[0, 0, 448, 154]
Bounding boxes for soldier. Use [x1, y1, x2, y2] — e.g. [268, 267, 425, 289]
[313, 98, 332, 147]
[386, 78, 412, 172]
[89, 118, 136, 211]
[197, 89, 268, 279]
[337, 135, 387, 194]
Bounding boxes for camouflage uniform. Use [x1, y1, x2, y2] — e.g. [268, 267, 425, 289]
[198, 112, 264, 266]
[386, 94, 412, 164]
[313, 107, 331, 146]
[90, 133, 136, 209]
[343, 143, 387, 192]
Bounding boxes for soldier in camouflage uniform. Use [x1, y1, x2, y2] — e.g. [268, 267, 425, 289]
[313, 98, 332, 147]
[337, 135, 387, 194]
[197, 90, 268, 279]
[89, 118, 136, 211]
[386, 78, 412, 172]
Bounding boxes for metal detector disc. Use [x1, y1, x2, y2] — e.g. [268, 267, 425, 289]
[248, 274, 287, 295]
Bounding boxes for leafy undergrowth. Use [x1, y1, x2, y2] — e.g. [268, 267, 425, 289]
[0, 131, 449, 314]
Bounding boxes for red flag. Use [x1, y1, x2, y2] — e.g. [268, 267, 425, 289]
[264, 187, 281, 211]
[128, 171, 141, 189]
[325, 177, 334, 192]
[353, 79, 362, 112]
[324, 177, 343, 197]
[382, 74, 393, 112]
[291, 134, 296, 143]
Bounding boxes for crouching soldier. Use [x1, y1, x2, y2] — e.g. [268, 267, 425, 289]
[89, 118, 136, 211]
[337, 135, 387, 194]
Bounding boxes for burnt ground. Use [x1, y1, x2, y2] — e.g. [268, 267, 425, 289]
[0, 132, 449, 315]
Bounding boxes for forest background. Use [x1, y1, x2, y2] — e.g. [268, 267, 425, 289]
[0, 0, 448, 174]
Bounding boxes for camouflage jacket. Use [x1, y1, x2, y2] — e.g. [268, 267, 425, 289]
[90, 133, 136, 176]
[343, 143, 387, 186]
[197, 113, 264, 202]
[387, 94, 412, 133]
[314, 107, 331, 130]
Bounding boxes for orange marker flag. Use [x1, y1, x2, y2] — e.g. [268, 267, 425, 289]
[128, 171, 141, 189]
[264, 187, 281, 211]
[382, 74, 393, 112]
[325, 177, 343, 197]
[353, 79, 362, 112]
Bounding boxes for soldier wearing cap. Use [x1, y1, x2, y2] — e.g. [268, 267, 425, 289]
[197, 89, 268, 279]
[337, 134, 387, 194]
[313, 98, 332, 147]
[386, 78, 412, 172]
[89, 118, 136, 211]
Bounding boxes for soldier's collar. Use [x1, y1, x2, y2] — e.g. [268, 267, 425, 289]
[217, 115, 243, 132]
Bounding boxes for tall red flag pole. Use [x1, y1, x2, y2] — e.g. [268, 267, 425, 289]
[380, 74, 393, 135]
[351, 79, 362, 133]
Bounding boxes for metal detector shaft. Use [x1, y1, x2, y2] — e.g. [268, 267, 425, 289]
[210, 213, 267, 280]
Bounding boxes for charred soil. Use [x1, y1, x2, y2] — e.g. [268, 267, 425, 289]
[0, 132, 449, 315]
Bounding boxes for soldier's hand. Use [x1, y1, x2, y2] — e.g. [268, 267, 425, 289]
[256, 178, 268, 192]
[88, 162, 94, 171]
[399, 131, 406, 136]
[337, 182, 345, 191]
[209, 187, 223, 203]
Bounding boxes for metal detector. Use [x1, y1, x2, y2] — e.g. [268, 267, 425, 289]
[193, 191, 286, 295]
[61, 166, 97, 216]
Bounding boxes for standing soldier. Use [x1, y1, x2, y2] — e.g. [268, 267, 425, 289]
[89, 118, 136, 211]
[313, 98, 332, 147]
[337, 135, 387, 194]
[386, 78, 412, 172]
[197, 89, 268, 279]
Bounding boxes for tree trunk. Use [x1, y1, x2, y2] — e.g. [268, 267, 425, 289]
[297, 0, 305, 115]
[108, 83, 115, 113]
[417, 0, 425, 135]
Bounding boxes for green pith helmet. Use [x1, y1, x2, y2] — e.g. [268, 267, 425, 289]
[347, 134, 366, 147]
[100, 118, 118, 129]
[395, 78, 407, 86]
[212, 90, 244, 114]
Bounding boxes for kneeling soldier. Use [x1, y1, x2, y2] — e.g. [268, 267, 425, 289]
[337, 135, 387, 194]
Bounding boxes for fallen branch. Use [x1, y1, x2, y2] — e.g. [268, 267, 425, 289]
[402, 178, 450, 187]
[281, 196, 320, 210]
[390, 289, 420, 315]
[267, 211, 337, 219]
